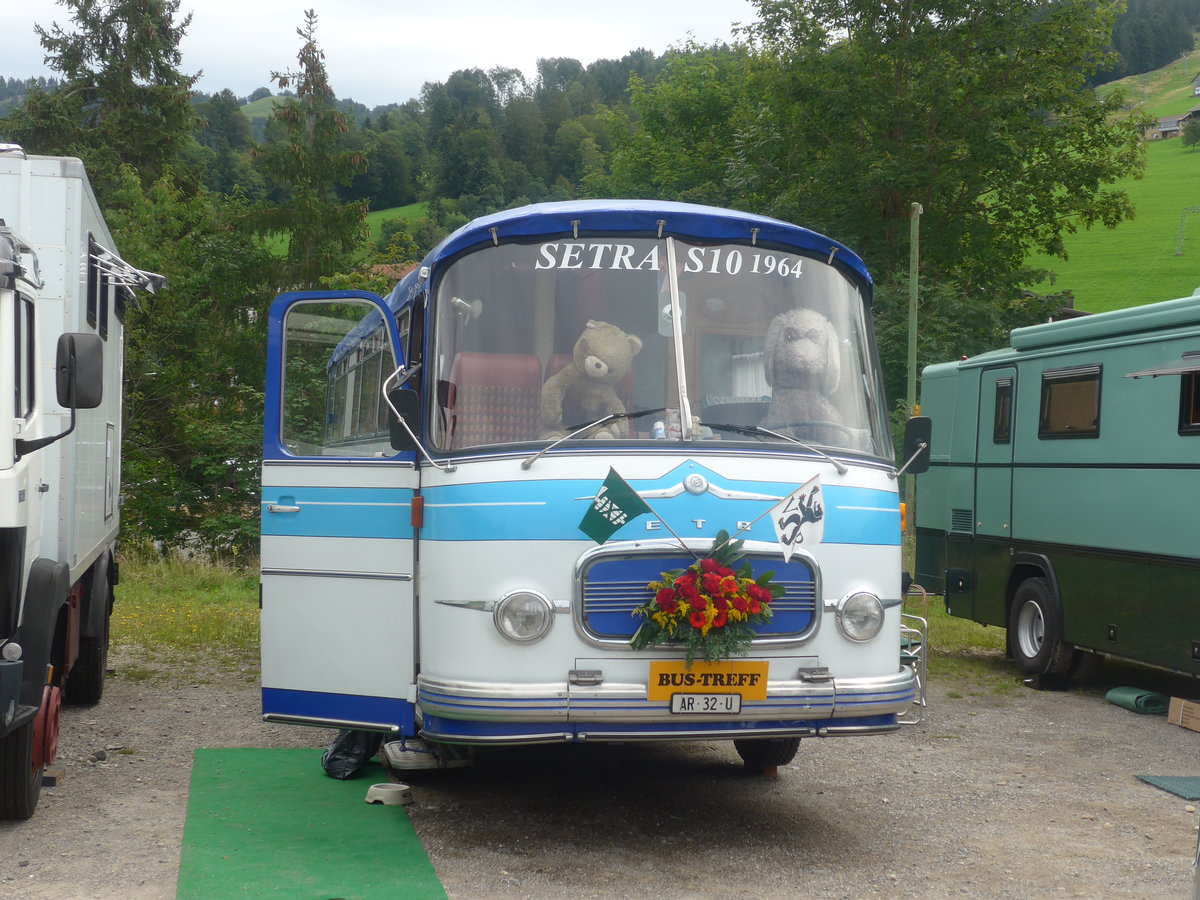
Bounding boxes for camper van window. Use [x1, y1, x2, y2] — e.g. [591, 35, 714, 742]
[1039, 365, 1101, 438]
[993, 378, 1013, 443]
[98, 270, 109, 340]
[1180, 373, 1200, 435]
[86, 235, 99, 329]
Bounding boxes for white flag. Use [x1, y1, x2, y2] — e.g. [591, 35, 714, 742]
[769, 475, 824, 563]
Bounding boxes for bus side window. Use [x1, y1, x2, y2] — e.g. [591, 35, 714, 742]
[1180, 371, 1200, 435]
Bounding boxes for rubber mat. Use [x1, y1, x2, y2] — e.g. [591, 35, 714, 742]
[1136, 775, 1200, 800]
[176, 747, 446, 899]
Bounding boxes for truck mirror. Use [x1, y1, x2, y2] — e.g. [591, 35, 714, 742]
[387, 388, 419, 451]
[57, 333, 103, 409]
[902, 416, 932, 475]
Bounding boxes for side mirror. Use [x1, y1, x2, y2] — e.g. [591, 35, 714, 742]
[57, 333, 103, 409]
[901, 416, 932, 475]
[387, 388, 420, 451]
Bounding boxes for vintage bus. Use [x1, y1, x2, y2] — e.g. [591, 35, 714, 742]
[915, 291, 1200, 679]
[260, 200, 926, 773]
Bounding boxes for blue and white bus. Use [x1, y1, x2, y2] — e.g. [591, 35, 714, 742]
[259, 200, 925, 773]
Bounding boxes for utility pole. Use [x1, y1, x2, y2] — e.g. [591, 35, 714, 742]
[906, 202, 923, 536]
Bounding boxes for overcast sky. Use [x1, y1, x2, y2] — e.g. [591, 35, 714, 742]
[2, 1, 757, 108]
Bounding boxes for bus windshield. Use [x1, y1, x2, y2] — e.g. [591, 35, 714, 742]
[429, 236, 888, 457]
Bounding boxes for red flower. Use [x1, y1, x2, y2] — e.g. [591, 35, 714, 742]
[732, 596, 748, 613]
[748, 584, 773, 605]
[689, 595, 707, 611]
[720, 575, 739, 595]
[700, 558, 720, 574]
[689, 610, 707, 628]
[714, 596, 729, 612]
[748, 598, 761, 615]
[655, 588, 678, 613]
[712, 610, 727, 628]
[702, 572, 724, 595]
[717, 565, 734, 578]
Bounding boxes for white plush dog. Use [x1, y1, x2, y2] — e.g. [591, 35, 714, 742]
[760, 308, 844, 441]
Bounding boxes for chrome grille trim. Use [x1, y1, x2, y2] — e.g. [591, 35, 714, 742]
[572, 538, 821, 650]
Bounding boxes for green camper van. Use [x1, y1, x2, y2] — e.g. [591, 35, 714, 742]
[915, 291, 1200, 679]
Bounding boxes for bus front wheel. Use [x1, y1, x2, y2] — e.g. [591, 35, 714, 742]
[1009, 577, 1075, 677]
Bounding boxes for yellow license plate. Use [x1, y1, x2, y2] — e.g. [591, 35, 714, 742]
[647, 661, 769, 701]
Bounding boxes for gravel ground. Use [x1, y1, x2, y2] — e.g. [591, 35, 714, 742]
[0, 646, 1197, 899]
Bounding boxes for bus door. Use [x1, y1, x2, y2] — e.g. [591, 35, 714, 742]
[259, 292, 419, 735]
[972, 367, 1017, 625]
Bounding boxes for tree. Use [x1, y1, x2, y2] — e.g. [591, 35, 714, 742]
[1183, 118, 1200, 150]
[104, 168, 277, 555]
[251, 10, 367, 287]
[733, 0, 1150, 286]
[2, 0, 199, 200]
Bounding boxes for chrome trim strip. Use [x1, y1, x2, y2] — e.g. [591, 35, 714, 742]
[262, 458, 416, 470]
[818, 723, 901, 736]
[419, 728, 572, 745]
[436, 597, 572, 613]
[262, 714, 400, 732]
[261, 568, 413, 581]
[576, 726, 818, 742]
[572, 538, 822, 650]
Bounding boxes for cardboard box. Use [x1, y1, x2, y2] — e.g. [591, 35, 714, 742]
[1167, 696, 1200, 733]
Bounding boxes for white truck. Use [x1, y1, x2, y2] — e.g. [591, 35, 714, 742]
[0, 147, 160, 818]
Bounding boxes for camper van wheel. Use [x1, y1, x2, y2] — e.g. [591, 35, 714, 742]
[65, 567, 112, 706]
[734, 737, 800, 774]
[1009, 577, 1075, 677]
[0, 720, 42, 820]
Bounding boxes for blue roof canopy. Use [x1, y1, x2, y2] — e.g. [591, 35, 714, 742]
[385, 199, 872, 310]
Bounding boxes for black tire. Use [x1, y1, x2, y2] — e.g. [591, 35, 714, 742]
[1009, 577, 1075, 677]
[733, 737, 801, 772]
[65, 568, 111, 706]
[0, 719, 42, 820]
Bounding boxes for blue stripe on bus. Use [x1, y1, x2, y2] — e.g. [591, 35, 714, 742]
[262, 687, 415, 733]
[259, 486, 414, 539]
[259, 468, 899, 546]
[421, 477, 899, 546]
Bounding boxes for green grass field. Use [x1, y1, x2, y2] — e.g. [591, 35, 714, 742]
[1026, 47, 1200, 312]
[1026, 137, 1200, 311]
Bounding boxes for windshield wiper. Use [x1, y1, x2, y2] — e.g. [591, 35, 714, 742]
[700, 421, 848, 475]
[521, 408, 667, 470]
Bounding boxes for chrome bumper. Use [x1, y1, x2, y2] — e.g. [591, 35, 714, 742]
[416, 668, 916, 745]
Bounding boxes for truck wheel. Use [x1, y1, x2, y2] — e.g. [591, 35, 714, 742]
[0, 720, 42, 820]
[65, 570, 111, 706]
[1009, 577, 1075, 677]
[734, 737, 800, 774]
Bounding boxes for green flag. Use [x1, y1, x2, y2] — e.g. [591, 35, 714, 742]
[579, 468, 653, 543]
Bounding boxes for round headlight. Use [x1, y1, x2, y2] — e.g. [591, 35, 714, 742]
[493, 591, 554, 643]
[836, 592, 884, 642]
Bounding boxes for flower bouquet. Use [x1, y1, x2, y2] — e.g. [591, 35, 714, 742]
[630, 530, 785, 664]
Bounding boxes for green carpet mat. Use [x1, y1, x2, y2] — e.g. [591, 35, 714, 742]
[1104, 686, 1169, 714]
[1137, 775, 1200, 800]
[177, 748, 446, 900]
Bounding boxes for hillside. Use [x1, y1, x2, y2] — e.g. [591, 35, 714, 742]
[1030, 46, 1200, 312]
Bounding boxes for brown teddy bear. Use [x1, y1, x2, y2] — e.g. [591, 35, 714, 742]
[760, 308, 847, 444]
[540, 320, 642, 439]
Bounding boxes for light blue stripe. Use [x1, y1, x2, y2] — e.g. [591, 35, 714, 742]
[260, 485, 414, 539]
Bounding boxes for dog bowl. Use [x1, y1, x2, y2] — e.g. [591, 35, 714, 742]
[364, 783, 413, 806]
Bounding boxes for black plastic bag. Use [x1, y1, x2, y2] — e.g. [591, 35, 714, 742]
[320, 729, 383, 779]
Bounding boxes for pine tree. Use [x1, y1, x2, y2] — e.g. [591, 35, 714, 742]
[251, 10, 367, 288]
